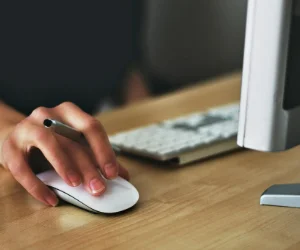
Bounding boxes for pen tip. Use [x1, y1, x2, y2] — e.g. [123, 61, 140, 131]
[44, 119, 53, 128]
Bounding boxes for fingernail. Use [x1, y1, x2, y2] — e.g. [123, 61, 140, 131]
[89, 178, 105, 194]
[104, 163, 118, 179]
[67, 171, 81, 187]
[45, 191, 58, 207]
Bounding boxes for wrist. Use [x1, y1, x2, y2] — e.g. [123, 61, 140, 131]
[0, 122, 17, 166]
[0, 101, 25, 167]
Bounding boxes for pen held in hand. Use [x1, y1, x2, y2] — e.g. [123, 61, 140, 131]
[43, 119, 120, 154]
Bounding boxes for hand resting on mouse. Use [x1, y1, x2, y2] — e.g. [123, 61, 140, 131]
[0, 101, 130, 207]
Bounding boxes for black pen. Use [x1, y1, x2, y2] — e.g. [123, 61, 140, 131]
[43, 119, 120, 154]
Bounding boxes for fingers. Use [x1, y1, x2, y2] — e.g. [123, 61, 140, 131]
[29, 104, 128, 189]
[60, 137, 106, 196]
[55, 102, 119, 179]
[13, 120, 82, 188]
[29, 106, 57, 123]
[2, 140, 58, 206]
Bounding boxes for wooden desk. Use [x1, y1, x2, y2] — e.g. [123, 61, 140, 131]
[2, 73, 300, 250]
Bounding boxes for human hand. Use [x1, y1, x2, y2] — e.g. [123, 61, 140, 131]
[1, 102, 129, 206]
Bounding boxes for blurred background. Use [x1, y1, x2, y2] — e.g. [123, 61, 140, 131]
[121, 0, 247, 110]
[0, 0, 248, 114]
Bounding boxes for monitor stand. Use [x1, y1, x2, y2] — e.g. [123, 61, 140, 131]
[260, 184, 300, 208]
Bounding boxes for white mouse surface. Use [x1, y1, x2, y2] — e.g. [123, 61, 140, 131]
[37, 170, 139, 214]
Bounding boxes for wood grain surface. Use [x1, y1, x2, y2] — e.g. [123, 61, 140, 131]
[1, 73, 300, 250]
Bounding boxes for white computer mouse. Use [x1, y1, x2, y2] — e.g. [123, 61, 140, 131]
[37, 170, 139, 214]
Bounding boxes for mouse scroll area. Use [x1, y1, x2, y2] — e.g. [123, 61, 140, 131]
[37, 170, 139, 214]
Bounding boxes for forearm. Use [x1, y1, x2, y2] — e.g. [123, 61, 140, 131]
[0, 101, 25, 165]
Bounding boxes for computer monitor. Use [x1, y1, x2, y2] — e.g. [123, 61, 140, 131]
[238, 0, 300, 208]
[238, 0, 300, 152]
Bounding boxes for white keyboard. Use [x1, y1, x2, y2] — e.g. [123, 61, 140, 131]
[109, 103, 240, 165]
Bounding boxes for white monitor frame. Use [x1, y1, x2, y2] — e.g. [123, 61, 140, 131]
[238, 0, 300, 152]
